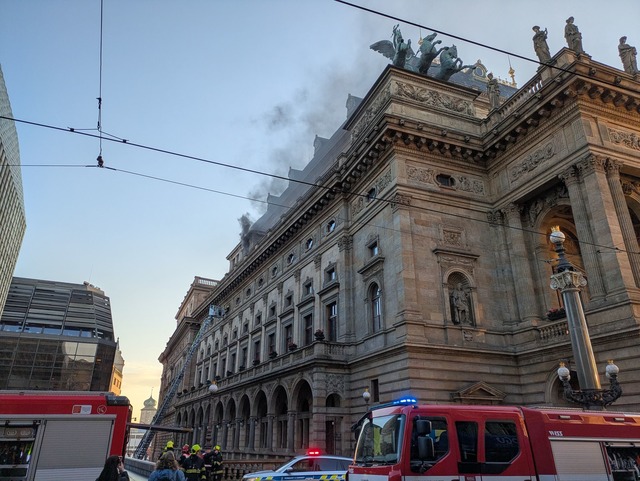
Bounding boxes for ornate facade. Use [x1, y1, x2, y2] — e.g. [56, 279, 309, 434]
[157, 47, 640, 461]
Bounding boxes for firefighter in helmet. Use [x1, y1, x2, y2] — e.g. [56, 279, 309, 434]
[210, 445, 223, 481]
[182, 444, 206, 481]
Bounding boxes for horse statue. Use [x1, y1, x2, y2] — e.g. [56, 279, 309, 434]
[435, 45, 476, 81]
[417, 32, 444, 74]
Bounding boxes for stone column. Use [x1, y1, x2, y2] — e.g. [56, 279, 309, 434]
[558, 166, 606, 301]
[248, 417, 256, 450]
[233, 419, 240, 450]
[338, 233, 355, 342]
[502, 203, 539, 321]
[287, 411, 296, 451]
[391, 193, 422, 325]
[576, 154, 635, 295]
[266, 415, 274, 450]
[605, 159, 640, 287]
[487, 210, 519, 323]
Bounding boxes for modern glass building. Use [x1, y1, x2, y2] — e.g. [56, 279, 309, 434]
[0, 277, 117, 391]
[0, 64, 26, 316]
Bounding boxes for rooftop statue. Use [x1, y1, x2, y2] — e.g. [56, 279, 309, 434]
[564, 16, 585, 55]
[486, 72, 501, 110]
[418, 32, 444, 74]
[618, 36, 639, 75]
[435, 45, 476, 81]
[370, 24, 416, 69]
[532, 26, 552, 65]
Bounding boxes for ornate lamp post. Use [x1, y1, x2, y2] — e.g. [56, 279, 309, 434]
[549, 227, 622, 409]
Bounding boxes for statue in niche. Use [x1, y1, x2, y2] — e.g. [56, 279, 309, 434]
[532, 26, 552, 64]
[564, 16, 584, 54]
[618, 36, 638, 75]
[450, 283, 472, 325]
[370, 24, 415, 69]
[435, 45, 476, 81]
[417, 32, 444, 74]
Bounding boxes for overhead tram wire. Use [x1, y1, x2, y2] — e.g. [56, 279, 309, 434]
[96, 0, 105, 167]
[11, 159, 638, 259]
[334, 0, 640, 98]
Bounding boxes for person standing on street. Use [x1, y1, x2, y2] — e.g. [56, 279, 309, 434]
[182, 444, 206, 481]
[96, 455, 130, 481]
[149, 451, 186, 481]
[210, 446, 223, 481]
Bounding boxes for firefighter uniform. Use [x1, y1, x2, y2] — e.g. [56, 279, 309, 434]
[182, 444, 206, 481]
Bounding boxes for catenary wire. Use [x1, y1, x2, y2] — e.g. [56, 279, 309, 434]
[335, 0, 640, 98]
[12, 161, 636, 259]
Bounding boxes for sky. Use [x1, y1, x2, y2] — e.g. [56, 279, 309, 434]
[1, 0, 638, 417]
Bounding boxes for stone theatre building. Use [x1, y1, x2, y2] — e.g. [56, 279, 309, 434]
[157, 45, 640, 460]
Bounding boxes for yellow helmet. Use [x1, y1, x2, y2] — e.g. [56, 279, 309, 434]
[214, 445, 221, 451]
[191, 444, 201, 454]
[166, 441, 174, 449]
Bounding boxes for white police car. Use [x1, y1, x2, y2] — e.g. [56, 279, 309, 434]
[242, 451, 351, 481]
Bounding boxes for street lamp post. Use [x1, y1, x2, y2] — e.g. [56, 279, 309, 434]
[549, 226, 622, 409]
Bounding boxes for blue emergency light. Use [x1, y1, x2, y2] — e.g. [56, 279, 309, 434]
[392, 397, 418, 405]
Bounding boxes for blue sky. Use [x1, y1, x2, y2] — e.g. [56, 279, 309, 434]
[2, 0, 638, 416]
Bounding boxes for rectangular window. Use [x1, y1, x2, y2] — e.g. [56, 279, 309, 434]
[255, 313, 262, 326]
[371, 379, 380, 403]
[284, 324, 293, 351]
[268, 333, 276, 354]
[369, 242, 379, 257]
[253, 340, 260, 362]
[327, 302, 338, 341]
[485, 421, 519, 463]
[303, 314, 313, 345]
[241, 347, 247, 368]
[456, 421, 478, 471]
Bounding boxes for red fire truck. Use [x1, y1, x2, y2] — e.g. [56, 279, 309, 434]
[0, 391, 131, 481]
[349, 397, 640, 481]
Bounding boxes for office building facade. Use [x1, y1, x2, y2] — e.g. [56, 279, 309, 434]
[0, 64, 26, 316]
[0, 277, 117, 391]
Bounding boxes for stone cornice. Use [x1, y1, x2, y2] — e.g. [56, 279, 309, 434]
[198, 59, 640, 316]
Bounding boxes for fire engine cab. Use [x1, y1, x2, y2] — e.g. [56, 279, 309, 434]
[0, 391, 131, 481]
[349, 398, 640, 481]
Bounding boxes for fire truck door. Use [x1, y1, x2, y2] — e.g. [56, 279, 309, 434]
[549, 440, 609, 480]
[32, 417, 114, 481]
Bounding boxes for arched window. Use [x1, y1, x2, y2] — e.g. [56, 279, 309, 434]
[370, 283, 382, 332]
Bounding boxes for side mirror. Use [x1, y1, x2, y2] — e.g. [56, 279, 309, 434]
[415, 419, 432, 436]
[417, 436, 435, 461]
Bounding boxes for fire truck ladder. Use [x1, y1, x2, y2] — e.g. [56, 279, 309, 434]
[134, 304, 224, 459]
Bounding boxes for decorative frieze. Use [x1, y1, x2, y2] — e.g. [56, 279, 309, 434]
[608, 127, 640, 151]
[407, 165, 485, 195]
[510, 142, 555, 180]
[395, 81, 475, 116]
[351, 85, 391, 140]
[390, 193, 412, 210]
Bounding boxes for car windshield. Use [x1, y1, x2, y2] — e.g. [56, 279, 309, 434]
[354, 414, 404, 465]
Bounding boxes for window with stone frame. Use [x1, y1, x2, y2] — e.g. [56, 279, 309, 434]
[283, 323, 293, 351]
[326, 301, 338, 341]
[303, 279, 314, 297]
[368, 237, 380, 257]
[303, 312, 313, 345]
[324, 263, 337, 285]
[285, 291, 294, 308]
[268, 332, 276, 354]
[370, 282, 382, 332]
[253, 340, 261, 363]
[255, 311, 262, 326]
[326, 219, 336, 234]
[240, 346, 247, 369]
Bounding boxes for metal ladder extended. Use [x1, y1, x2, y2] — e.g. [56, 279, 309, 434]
[134, 304, 224, 459]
